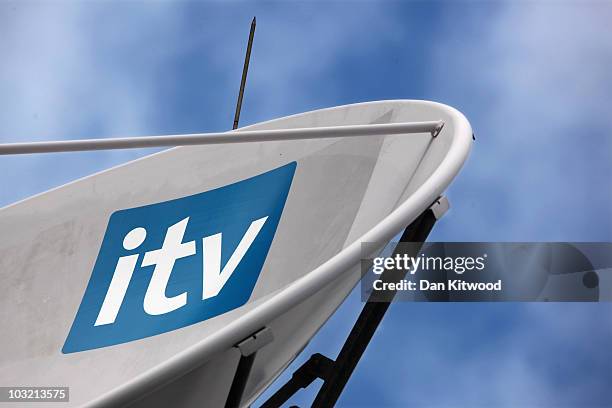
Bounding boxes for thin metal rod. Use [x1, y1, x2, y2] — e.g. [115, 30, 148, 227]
[0, 121, 443, 155]
[233, 17, 256, 130]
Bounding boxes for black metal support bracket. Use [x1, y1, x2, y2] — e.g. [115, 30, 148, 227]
[259, 353, 334, 408]
[225, 327, 274, 408]
[259, 197, 449, 408]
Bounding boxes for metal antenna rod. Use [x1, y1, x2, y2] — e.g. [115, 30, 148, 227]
[0, 121, 443, 155]
[233, 17, 256, 130]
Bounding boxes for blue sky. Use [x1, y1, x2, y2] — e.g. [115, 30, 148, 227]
[1, 1, 611, 407]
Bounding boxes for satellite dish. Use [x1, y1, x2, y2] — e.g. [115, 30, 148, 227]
[0, 100, 472, 407]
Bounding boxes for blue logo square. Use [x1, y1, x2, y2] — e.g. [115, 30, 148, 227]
[63, 162, 296, 353]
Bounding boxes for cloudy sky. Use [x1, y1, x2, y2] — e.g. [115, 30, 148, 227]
[1, 1, 611, 407]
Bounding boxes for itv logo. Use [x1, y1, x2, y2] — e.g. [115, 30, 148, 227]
[63, 162, 296, 353]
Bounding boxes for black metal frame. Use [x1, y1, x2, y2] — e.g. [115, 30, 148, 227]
[257, 206, 438, 408]
[225, 352, 258, 408]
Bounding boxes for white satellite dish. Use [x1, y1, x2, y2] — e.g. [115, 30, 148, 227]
[0, 99, 471, 407]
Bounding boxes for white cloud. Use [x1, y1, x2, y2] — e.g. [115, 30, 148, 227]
[0, 2, 182, 204]
[428, 2, 612, 241]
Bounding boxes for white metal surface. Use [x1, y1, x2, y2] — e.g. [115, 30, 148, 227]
[0, 100, 472, 407]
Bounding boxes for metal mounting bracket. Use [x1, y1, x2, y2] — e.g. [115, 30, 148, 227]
[225, 327, 274, 408]
[430, 196, 450, 220]
[236, 326, 274, 357]
[431, 121, 445, 137]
